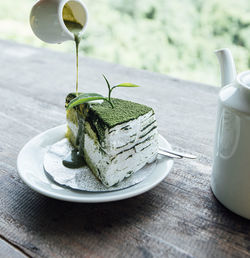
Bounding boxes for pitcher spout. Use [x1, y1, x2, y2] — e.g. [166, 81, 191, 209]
[215, 48, 237, 87]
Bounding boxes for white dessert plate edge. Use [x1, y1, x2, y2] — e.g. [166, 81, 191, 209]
[17, 124, 174, 203]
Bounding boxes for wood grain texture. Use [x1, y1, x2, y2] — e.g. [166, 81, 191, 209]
[0, 40, 250, 258]
[0, 238, 27, 258]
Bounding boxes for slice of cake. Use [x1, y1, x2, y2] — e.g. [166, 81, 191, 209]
[65, 94, 158, 187]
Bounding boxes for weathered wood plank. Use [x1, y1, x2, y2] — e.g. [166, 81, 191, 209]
[0, 39, 250, 258]
[0, 238, 27, 258]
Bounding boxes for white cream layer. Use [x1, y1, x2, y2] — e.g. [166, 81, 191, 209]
[84, 128, 158, 187]
[67, 110, 158, 187]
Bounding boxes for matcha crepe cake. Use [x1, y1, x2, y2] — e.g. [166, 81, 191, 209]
[65, 93, 158, 187]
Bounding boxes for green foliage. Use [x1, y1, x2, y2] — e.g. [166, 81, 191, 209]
[102, 74, 139, 103]
[66, 93, 107, 110]
[67, 75, 139, 109]
[1, 0, 250, 85]
[114, 83, 140, 88]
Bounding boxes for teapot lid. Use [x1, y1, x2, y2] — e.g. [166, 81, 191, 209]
[220, 71, 250, 116]
[237, 71, 250, 91]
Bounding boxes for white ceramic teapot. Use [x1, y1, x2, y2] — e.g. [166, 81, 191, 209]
[211, 48, 250, 219]
[30, 0, 88, 43]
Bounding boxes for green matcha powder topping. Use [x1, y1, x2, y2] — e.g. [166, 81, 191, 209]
[90, 98, 153, 128]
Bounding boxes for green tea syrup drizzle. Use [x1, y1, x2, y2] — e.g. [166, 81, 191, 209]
[63, 3, 83, 96]
[63, 4, 85, 168]
[62, 116, 85, 168]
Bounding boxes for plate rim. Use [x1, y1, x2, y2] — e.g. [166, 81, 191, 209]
[17, 124, 174, 203]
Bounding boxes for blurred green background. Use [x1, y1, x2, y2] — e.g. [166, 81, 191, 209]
[0, 0, 249, 85]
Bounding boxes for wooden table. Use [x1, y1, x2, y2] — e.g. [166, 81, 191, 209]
[1, 40, 250, 258]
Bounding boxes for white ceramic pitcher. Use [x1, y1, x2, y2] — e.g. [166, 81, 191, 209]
[30, 0, 88, 43]
[211, 48, 250, 219]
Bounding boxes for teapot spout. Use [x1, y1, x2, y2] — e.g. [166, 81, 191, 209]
[215, 48, 237, 87]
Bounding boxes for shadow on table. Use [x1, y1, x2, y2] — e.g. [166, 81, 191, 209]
[9, 180, 250, 234]
[6, 175, 250, 256]
[9, 184, 164, 236]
